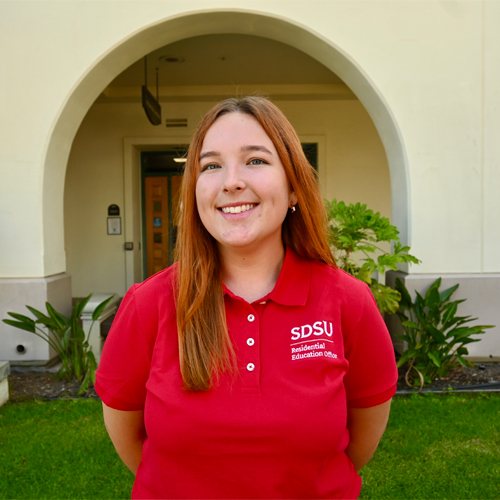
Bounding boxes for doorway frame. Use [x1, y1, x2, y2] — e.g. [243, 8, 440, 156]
[124, 136, 326, 288]
[123, 136, 192, 289]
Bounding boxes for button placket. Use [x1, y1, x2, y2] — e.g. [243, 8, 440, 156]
[241, 307, 260, 391]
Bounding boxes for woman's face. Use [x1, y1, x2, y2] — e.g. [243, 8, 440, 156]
[195, 112, 297, 255]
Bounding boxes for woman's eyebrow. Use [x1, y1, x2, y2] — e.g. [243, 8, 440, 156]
[199, 145, 273, 162]
[241, 145, 273, 155]
[199, 150, 220, 162]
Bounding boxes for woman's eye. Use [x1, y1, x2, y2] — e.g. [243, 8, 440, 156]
[201, 163, 220, 172]
[248, 158, 268, 166]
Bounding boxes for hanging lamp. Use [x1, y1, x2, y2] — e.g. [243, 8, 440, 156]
[141, 56, 162, 125]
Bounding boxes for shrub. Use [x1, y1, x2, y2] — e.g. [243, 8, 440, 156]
[326, 199, 420, 314]
[3, 295, 113, 394]
[395, 277, 494, 389]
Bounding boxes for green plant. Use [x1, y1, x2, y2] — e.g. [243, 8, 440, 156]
[3, 295, 113, 394]
[395, 278, 494, 389]
[325, 199, 420, 314]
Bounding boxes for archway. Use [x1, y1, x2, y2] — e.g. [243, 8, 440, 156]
[43, 9, 410, 277]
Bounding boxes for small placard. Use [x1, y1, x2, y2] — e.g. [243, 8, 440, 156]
[108, 204, 120, 216]
[153, 217, 162, 227]
[107, 217, 122, 235]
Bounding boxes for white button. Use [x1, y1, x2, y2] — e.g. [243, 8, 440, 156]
[246, 363, 255, 371]
[247, 314, 255, 322]
[247, 338, 255, 346]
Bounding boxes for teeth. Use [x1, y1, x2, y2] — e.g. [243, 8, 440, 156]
[221, 204, 256, 214]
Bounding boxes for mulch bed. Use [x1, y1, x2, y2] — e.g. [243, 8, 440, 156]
[396, 362, 500, 391]
[6, 362, 500, 402]
[7, 372, 98, 402]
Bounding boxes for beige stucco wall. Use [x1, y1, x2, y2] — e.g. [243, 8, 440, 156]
[65, 98, 389, 297]
[0, 0, 499, 276]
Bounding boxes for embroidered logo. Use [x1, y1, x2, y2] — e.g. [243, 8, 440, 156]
[291, 321, 333, 340]
[290, 321, 338, 361]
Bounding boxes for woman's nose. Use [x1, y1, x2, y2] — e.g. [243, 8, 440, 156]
[222, 164, 246, 192]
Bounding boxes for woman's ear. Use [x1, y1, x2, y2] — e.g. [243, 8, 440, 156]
[290, 192, 298, 207]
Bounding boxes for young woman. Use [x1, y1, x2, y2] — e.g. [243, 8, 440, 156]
[96, 96, 398, 499]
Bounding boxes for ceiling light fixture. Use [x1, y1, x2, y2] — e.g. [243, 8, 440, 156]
[159, 56, 185, 63]
[173, 158, 187, 163]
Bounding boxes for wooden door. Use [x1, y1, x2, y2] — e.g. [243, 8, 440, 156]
[145, 177, 169, 277]
[144, 175, 183, 278]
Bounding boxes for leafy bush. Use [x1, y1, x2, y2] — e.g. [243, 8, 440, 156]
[3, 295, 113, 394]
[395, 277, 494, 390]
[326, 199, 420, 314]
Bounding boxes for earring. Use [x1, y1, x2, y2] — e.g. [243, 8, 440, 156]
[290, 205, 296, 213]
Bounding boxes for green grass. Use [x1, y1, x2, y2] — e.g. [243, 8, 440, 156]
[0, 394, 499, 499]
[0, 399, 133, 499]
[360, 393, 500, 499]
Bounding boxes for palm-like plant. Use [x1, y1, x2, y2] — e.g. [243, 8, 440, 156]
[3, 295, 113, 394]
[395, 278, 494, 390]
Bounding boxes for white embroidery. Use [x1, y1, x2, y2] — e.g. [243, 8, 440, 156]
[290, 321, 334, 340]
[289, 322, 338, 361]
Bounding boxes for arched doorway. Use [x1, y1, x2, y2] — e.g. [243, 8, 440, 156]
[46, 9, 410, 282]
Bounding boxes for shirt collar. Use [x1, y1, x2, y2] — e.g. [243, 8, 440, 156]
[222, 248, 310, 307]
[268, 248, 310, 306]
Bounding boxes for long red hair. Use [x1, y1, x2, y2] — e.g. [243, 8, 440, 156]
[174, 96, 335, 391]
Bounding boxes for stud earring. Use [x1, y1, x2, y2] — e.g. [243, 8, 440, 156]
[290, 205, 296, 213]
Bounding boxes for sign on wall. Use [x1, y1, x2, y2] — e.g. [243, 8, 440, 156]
[108, 204, 120, 216]
[107, 217, 121, 235]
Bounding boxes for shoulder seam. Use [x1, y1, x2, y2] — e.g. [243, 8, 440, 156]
[134, 263, 178, 290]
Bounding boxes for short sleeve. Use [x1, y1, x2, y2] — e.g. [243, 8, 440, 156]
[95, 284, 155, 411]
[343, 283, 398, 408]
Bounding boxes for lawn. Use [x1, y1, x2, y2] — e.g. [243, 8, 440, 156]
[0, 393, 499, 499]
[359, 393, 500, 499]
[0, 399, 133, 499]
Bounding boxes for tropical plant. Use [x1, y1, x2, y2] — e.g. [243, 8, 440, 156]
[395, 277, 494, 390]
[325, 199, 420, 314]
[3, 295, 114, 394]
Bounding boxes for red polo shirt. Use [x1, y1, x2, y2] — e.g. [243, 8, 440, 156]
[96, 249, 397, 499]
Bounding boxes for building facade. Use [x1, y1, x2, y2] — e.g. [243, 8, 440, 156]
[1, 0, 499, 363]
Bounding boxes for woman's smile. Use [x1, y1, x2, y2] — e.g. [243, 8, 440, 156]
[218, 203, 258, 215]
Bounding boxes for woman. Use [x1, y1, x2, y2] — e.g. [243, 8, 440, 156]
[96, 96, 398, 499]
